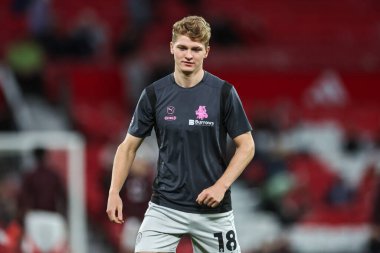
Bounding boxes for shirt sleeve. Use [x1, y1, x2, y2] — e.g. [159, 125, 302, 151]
[224, 86, 252, 139]
[128, 89, 155, 138]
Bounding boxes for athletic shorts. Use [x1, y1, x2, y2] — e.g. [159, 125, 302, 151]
[134, 202, 241, 253]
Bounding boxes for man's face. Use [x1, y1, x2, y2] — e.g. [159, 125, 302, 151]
[170, 35, 210, 75]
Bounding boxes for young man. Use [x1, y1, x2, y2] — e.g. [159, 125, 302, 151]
[106, 16, 255, 253]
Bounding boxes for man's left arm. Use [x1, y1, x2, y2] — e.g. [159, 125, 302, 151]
[196, 131, 255, 207]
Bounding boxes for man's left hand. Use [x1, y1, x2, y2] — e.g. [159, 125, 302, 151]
[196, 183, 226, 208]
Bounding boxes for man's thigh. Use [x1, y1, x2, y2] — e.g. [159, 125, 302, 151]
[134, 202, 189, 253]
[190, 211, 241, 253]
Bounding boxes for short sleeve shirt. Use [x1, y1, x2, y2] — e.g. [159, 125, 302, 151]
[128, 72, 252, 213]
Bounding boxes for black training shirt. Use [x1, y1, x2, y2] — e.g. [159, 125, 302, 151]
[128, 71, 252, 213]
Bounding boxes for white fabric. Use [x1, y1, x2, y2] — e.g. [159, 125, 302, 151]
[24, 211, 67, 252]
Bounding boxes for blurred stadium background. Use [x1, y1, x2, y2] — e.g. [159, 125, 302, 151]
[1, 0, 380, 252]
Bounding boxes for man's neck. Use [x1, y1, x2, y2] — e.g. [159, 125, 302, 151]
[174, 69, 205, 88]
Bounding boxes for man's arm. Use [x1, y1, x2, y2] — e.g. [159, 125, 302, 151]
[106, 133, 144, 223]
[196, 131, 255, 207]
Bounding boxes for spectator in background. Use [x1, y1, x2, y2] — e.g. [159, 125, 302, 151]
[115, 25, 142, 59]
[68, 9, 108, 58]
[19, 148, 66, 215]
[19, 148, 67, 253]
[37, 9, 107, 59]
[126, 0, 152, 32]
[27, 0, 53, 37]
[6, 38, 45, 98]
[35, 15, 72, 59]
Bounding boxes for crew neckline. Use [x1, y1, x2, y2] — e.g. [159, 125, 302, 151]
[171, 71, 209, 90]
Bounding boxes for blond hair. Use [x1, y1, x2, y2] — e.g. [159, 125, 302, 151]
[172, 16, 211, 47]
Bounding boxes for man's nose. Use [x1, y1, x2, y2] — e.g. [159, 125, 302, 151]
[185, 50, 193, 59]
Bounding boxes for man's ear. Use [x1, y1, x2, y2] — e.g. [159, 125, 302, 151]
[204, 46, 210, 58]
[170, 42, 174, 54]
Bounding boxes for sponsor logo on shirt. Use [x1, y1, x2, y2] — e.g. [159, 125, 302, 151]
[196, 106, 208, 120]
[164, 106, 177, 121]
[189, 105, 214, 126]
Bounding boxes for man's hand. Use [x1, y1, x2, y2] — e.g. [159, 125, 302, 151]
[196, 183, 227, 208]
[106, 192, 124, 224]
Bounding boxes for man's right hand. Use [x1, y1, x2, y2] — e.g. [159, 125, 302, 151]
[106, 192, 124, 224]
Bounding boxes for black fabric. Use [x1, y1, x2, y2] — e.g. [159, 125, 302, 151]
[145, 84, 157, 114]
[128, 71, 252, 213]
[219, 82, 233, 167]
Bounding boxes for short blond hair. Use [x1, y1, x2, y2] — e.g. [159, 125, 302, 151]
[172, 16, 211, 47]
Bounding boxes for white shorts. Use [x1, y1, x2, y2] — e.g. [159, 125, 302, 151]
[134, 202, 241, 253]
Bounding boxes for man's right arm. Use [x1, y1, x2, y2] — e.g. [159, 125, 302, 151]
[106, 133, 143, 224]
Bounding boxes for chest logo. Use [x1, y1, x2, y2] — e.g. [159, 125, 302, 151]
[195, 106, 208, 120]
[189, 105, 214, 127]
[164, 106, 177, 121]
[167, 106, 175, 114]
